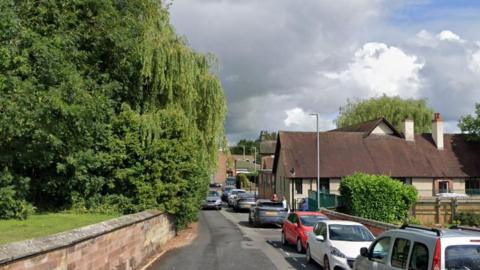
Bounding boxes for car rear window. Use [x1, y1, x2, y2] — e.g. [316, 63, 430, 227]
[258, 202, 283, 208]
[445, 245, 480, 270]
[299, 215, 327, 226]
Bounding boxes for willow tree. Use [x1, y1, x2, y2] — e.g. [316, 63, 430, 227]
[0, 0, 226, 225]
[335, 95, 434, 133]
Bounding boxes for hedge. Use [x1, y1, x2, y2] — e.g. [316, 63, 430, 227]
[339, 173, 418, 223]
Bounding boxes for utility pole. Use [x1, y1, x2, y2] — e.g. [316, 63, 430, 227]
[252, 146, 257, 197]
[310, 113, 320, 210]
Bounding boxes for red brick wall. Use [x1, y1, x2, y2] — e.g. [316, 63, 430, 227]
[320, 209, 397, 236]
[0, 211, 175, 270]
[214, 151, 227, 184]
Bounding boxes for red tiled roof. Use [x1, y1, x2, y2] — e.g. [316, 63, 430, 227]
[273, 131, 480, 179]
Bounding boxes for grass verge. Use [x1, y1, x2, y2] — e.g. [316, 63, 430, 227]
[0, 213, 119, 245]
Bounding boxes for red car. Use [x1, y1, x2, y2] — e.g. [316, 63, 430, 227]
[281, 211, 328, 253]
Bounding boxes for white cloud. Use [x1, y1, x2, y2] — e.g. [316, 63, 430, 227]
[324, 42, 424, 97]
[436, 30, 465, 43]
[284, 108, 334, 131]
[468, 49, 480, 73]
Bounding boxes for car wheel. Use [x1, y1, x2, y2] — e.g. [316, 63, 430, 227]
[296, 238, 304, 253]
[324, 256, 330, 270]
[281, 231, 287, 245]
[248, 216, 253, 225]
[306, 245, 312, 264]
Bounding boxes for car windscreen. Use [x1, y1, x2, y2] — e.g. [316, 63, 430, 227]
[328, 224, 374, 242]
[232, 190, 245, 195]
[208, 191, 219, 197]
[299, 215, 328, 226]
[239, 196, 255, 202]
[445, 245, 480, 270]
[257, 202, 283, 208]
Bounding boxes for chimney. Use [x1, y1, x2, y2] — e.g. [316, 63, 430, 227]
[404, 119, 414, 142]
[432, 113, 444, 150]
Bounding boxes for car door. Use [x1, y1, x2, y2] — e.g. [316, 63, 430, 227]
[390, 237, 411, 270]
[284, 213, 294, 243]
[407, 242, 429, 270]
[287, 214, 298, 243]
[311, 222, 327, 262]
[356, 236, 392, 270]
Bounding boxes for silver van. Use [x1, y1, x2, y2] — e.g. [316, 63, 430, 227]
[354, 224, 480, 270]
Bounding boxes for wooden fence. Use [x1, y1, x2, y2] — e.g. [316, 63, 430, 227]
[412, 197, 480, 226]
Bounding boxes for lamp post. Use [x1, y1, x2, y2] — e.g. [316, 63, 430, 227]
[252, 146, 257, 197]
[310, 113, 320, 210]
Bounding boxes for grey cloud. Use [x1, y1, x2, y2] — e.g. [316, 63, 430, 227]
[170, 1, 480, 143]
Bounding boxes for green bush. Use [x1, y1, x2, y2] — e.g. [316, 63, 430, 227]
[339, 173, 418, 223]
[237, 174, 250, 189]
[0, 169, 35, 219]
[455, 212, 480, 227]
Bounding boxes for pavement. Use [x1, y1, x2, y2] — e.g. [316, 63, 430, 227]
[149, 205, 320, 270]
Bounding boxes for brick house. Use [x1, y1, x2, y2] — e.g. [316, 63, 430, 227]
[272, 113, 480, 209]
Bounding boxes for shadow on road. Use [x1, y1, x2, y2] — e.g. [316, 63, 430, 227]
[266, 240, 323, 270]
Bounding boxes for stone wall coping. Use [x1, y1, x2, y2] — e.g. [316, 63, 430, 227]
[320, 208, 398, 230]
[0, 210, 164, 265]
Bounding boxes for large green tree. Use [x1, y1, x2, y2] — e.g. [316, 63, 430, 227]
[0, 0, 226, 226]
[335, 95, 434, 133]
[459, 103, 480, 141]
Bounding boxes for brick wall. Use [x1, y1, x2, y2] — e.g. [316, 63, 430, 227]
[0, 210, 175, 270]
[320, 208, 397, 236]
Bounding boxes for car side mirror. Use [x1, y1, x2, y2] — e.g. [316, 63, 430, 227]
[360, 247, 369, 257]
[315, 235, 324, 241]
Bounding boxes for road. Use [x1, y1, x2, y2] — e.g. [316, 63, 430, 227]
[149, 206, 320, 270]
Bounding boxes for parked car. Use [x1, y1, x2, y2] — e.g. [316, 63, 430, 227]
[221, 187, 234, 202]
[354, 224, 480, 270]
[202, 191, 222, 210]
[233, 194, 256, 212]
[282, 211, 329, 253]
[248, 199, 288, 227]
[227, 189, 246, 207]
[209, 183, 222, 189]
[306, 220, 374, 270]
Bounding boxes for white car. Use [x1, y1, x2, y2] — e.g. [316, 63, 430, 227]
[306, 220, 375, 270]
[354, 224, 480, 270]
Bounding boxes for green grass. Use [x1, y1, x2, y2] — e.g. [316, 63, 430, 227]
[0, 213, 119, 245]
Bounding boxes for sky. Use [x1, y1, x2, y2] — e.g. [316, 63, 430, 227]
[169, 0, 480, 144]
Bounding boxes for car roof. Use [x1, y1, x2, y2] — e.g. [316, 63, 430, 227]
[295, 211, 326, 216]
[320, 220, 364, 226]
[386, 227, 480, 239]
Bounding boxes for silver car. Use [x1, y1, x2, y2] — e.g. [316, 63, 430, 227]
[203, 191, 222, 210]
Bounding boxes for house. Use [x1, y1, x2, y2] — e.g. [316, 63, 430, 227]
[272, 113, 480, 209]
[258, 137, 276, 199]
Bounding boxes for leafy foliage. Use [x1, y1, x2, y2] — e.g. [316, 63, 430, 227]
[0, 0, 226, 227]
[335, 95, 434, 133]
[458, 103, 480, 141]
[454, 212, 480, 227]
[339, 173, 418, 224]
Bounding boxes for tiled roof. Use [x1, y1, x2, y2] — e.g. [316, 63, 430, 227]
[260, 140, 276, 154]
[273, 131, 480, 179]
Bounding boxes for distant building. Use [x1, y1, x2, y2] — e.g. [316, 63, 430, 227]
[258, 133, 277, 199]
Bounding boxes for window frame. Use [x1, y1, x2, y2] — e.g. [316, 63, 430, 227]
[408, 242, 429, 270]
[295, 179, 303, 194]
[390, 237, 411, 269]
[369, 236, 391, 264]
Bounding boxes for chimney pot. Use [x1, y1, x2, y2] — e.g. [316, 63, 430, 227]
[432, 113, 444, 150]
[404, 119, 415, 142]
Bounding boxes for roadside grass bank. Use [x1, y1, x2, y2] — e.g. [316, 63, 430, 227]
[0, 213, 119, 245]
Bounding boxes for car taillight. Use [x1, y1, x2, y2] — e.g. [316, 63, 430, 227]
[432, 239, 441, 270]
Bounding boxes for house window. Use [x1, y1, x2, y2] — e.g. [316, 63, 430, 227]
[295, 179, 303, 194]
[466, 178, 480, 195]
[438, 181, 450, 193]
[393, 177, 412, 185]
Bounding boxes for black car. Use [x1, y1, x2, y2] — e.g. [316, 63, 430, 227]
[221, 187, 234, 202]
[248, 200, 288, 227]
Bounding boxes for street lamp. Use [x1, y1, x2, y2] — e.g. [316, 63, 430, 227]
[310, 113, 320, 210]
[252, 146, 257, 197]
